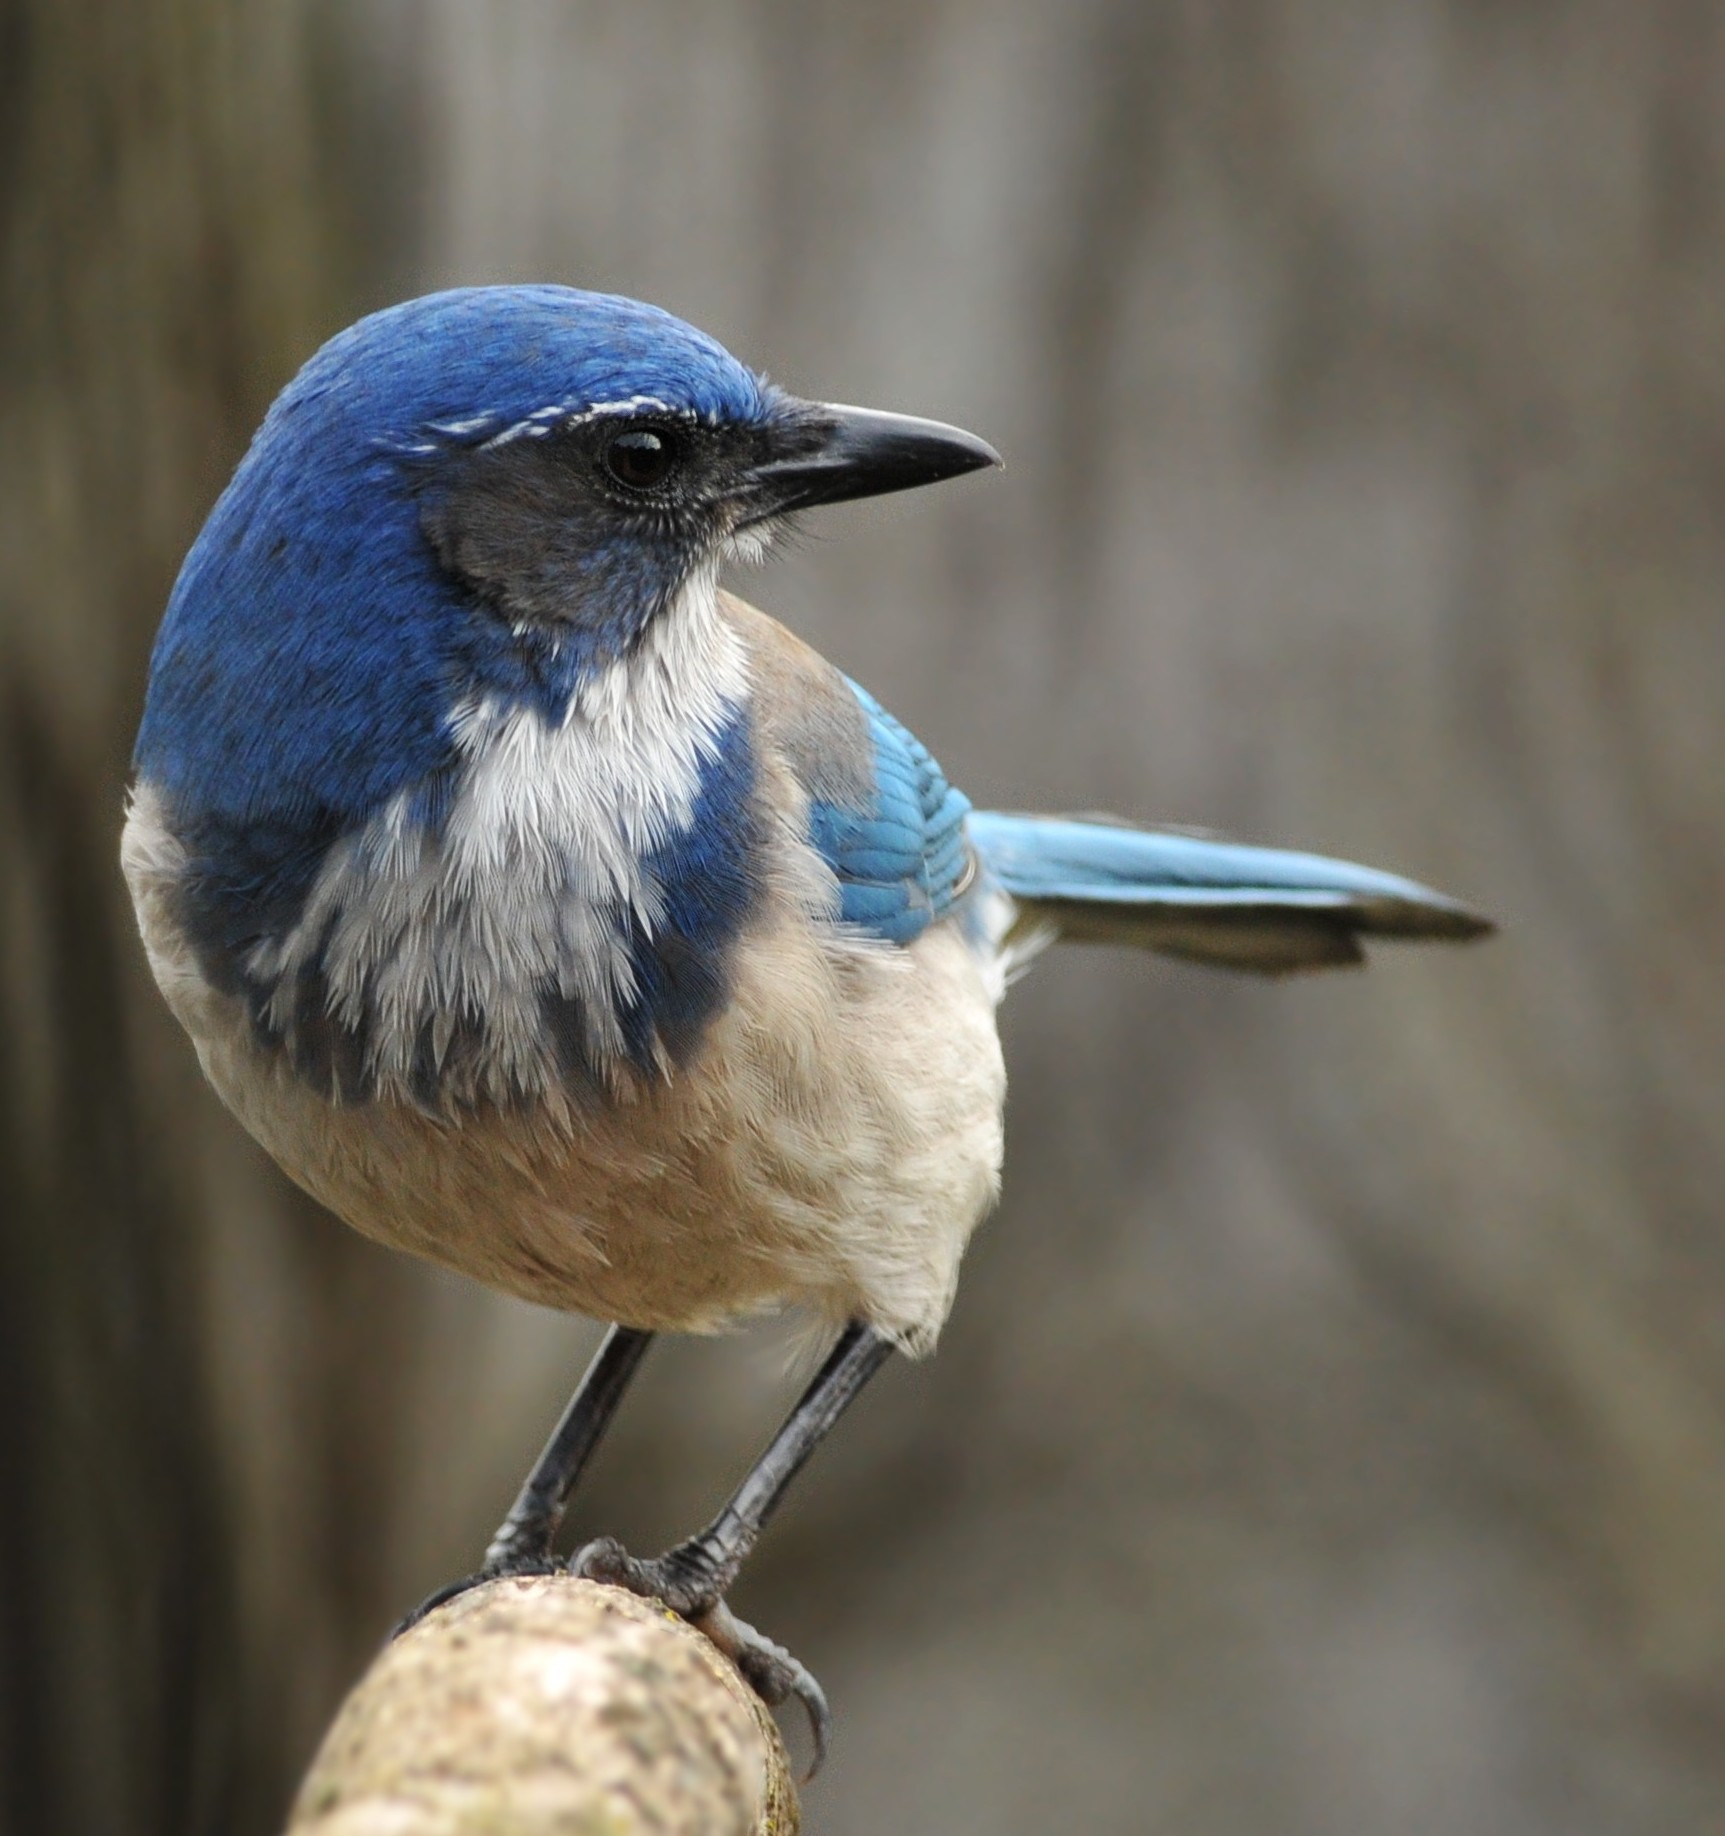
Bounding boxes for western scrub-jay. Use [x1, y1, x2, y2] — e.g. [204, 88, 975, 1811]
[123, 285, 1489, 1764]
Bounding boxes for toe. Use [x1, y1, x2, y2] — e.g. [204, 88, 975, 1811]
[569, 1536, 716, 1616]
[688, 1600, 832, 1780]
[566, 1539, 832, 1774]
[567, 1535, 633, 1585]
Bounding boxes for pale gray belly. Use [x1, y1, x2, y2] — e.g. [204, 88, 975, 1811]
[131, 827, 1006, 1352]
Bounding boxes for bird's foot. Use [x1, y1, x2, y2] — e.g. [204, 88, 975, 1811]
[571, 1533, 831, 1776]
[391, 1549, 564, 1638]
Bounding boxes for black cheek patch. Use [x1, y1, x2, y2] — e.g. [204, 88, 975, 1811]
[417, 439, 685, 635]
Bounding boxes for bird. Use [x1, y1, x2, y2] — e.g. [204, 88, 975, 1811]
[123, 284, 1491, 1766]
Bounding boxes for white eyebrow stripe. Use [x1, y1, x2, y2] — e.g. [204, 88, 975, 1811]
[426, 413, 502, 437]
[481, 419, 554, 448]
[479, 396, 700, 449]
[583, 395, 677, 418]
[421, 397, 710, 454]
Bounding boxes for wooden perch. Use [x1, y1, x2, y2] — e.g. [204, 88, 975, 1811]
[284, 1575, 800, 1835]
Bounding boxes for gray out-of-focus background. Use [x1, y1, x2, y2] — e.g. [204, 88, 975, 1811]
[4, 3, 1723, 1832]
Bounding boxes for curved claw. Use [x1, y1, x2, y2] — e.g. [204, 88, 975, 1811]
[689, 1600, 832, 1781]
[570, 1536, 832, 1779]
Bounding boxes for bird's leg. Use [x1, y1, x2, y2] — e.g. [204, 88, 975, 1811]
[484, 1323, 656, 1569]
[576, 1321, 894, 1608]
[572, 1320, 896, 1770]
[397, 1323, 653, 1630]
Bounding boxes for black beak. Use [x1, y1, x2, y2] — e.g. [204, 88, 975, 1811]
[743, 400, 1001, 522]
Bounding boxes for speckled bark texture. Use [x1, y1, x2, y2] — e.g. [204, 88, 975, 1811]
[285, 1577, 798, 1835]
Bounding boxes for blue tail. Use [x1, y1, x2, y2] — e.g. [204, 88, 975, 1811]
[967, 812, 1493, 974]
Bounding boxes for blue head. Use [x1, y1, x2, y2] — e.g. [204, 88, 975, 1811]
[137, 288, 757, 835]
[130, 285, 997, 1099]
[134, 284, 996, 844]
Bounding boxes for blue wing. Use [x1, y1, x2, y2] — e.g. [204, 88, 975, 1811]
[808, 680, 972, 945]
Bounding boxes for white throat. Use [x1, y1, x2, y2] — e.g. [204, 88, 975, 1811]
[447, 564, 748, 889]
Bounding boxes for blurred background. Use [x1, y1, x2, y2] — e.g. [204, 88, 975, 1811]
[4, 2, 1723, 1831]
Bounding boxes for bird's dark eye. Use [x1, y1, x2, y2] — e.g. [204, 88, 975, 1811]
[603, 427, 678, 492]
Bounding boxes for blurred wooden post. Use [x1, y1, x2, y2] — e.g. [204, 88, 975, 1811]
[283, 1577, 800, 1835]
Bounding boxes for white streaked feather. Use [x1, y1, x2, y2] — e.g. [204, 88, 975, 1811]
[124, 778, 1006, 1352]
[120, 595, 1014, 1352]
[252, 565, 749, 1101]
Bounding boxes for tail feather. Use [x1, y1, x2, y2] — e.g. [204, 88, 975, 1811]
[967, 811, 1493, 975]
